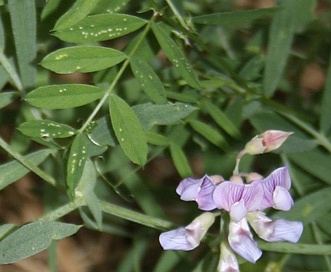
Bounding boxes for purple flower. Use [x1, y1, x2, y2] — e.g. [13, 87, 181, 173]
[213, 181, 264, 221]
[160, 164, 303, 268]
[253, 166, 293, 211]
[159, 212, 216, 251]
[228, 217, 262, 263]
[176, 175, 223, 211]
[248, 211, 303, 243]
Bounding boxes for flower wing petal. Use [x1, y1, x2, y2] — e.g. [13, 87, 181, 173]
[196, 176, 217, 211]
[176, 177, 203, 201]
[159, 227, 198, 251]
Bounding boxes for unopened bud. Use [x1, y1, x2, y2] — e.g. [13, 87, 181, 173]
[244, 130, 293, 155]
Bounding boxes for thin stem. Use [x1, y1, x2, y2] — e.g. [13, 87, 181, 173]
[99, 200, 173, 230]
[279, 111, 331, 153]
[0, 136, 58, 187]
[233, 150, 245, 176]
[79, 14, 157, 134]
[165, 0, 190, 30]
[36, 198, 84, 222]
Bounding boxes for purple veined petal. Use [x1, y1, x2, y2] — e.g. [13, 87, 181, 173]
[213, 182, 245, 211]
[248, 211, 303, 243]
[159, 212, 216, 251]
[159, 227, 198, 251]
[241, 182, 264, 212]
[176, 177, 204, 201]
[196, 176, 217, 211]
[261, 166, 291, 190]
[253, 166, 292, 210]
[273, 186, 294, 211]
[266, 219, 303, 243]
[229, 199, 247, 222]
[228, 218, 262, 263]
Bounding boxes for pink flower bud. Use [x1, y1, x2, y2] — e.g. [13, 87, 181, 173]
[244, 130, 293, 155]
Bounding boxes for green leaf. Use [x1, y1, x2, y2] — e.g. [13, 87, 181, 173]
[263, 1, 297, 97]
[8, 0, 36, 89]
[151, 22, 200, 89]
[274, 187, 331, 225]
[25, 84, 104, 109]
[189, 120, 229, 151]
[169, 142, 192, 177]
[0, 92, 18, 109]
[54, 0, 99, 30]
[192, 8, 278, 25]
[0, 221, 81, 264]
[287, 150, 331, 185]
[18, 120, 77, 139]
[41, 46, 127, 74]
[87, 116, 116, 147]
[75, 159, 102, 228]
[203, 101, 241, 139]
[91, 0, 130, 14]
[54, 14, 146, 43]
[0, 149, 53, 190]
[0, 224, 15, 240]
[320, 47, 331, 134]
[109, 94, 147, 166]
[67, 134, 88, 197]
[133, 102, 198, 130]
[145, 131, 170, 146]
[292, 0, 316, 33]
[130, 57, 167, 104]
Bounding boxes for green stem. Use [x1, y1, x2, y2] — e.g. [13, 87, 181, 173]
[0, 136, 57, 187]
[0, 50, 23, 92]
[36, 198, 84, 222]
[99, 200, 173, 230]
[279, 111, 331, 153]
[165, 0, 189, 30]
[258, 241, 331, 255]
[233, 150, 245, 176]
[79, 14, 157, 134]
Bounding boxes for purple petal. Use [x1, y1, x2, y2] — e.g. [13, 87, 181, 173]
[159, 227, 198, 251]
[265, 219, 303, 243]
[196, 176, 217, 211]
[228, 218, 262, 263]
[273, 186, 293, 211]
[248, 212, 303, 243]
[241, 182, 264, 211]
[213, 182, 245, 211]
[253, 166, 292, 210]
[159, 212, 216, 251]
[176, 177, 204, 201]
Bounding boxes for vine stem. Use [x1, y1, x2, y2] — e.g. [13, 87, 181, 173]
[99, 200, 173, 230]
[35, 196, 174, 231]
[78, 13, 158, 134]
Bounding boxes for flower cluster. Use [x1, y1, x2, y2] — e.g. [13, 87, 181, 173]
[159, 130, 303, 271]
